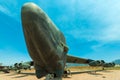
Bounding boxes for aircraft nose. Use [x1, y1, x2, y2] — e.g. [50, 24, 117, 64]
[21, 2, 55, 67]
[22, 3, 39, 13]
[22, 2, 36, 10]
[21, 2, 43, 21]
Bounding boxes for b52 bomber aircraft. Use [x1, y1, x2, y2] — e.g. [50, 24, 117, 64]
[21, 2, 104, 80]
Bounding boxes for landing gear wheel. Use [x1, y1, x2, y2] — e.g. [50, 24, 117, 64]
[17, 70, 21, 73]
[45, 74, 62, 80]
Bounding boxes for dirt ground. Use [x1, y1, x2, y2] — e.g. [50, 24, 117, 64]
[0, 69, 120, 80]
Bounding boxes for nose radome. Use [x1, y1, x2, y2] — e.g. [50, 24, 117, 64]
[21, 2, 44, 16]
[22, 2, 38, 11]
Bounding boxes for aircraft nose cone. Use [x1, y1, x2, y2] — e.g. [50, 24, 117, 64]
[21, 2, 43, 22]
[22, 2, 37, 8]
[22, 2, 42, 13]
[22, 2, 36, 11]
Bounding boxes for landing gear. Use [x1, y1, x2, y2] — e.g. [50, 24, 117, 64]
[63, 69, 72, 78]
[16, 70, 21, 73]
[45, 74, 62, 80]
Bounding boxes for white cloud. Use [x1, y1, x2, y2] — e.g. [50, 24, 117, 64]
[101, 25, 120, 42]
[62, 0, 120, 43]
[0, 0, 22, 20]
[0, 5, 10, 14]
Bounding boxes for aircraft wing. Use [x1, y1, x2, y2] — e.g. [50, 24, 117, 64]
[66, 55, 94, 64]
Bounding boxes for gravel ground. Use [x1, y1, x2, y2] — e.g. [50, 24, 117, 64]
[0, 69, 120, 80]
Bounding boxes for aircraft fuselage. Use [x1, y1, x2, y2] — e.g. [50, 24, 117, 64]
[21, 3, 68, 78]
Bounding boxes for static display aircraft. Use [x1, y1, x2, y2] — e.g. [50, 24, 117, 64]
[21, 2, 104, 80]
[13, 61, 33, 73]
[89, 60, 105, 67]
[103, 62, 115, 67]
[0, 65, 9, 73]
[88, 60, 115, 68]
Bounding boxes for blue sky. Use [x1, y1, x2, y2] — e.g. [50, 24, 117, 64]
[0, 0, 120, 65]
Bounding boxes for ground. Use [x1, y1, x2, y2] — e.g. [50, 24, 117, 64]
[0, 67, 120, 80]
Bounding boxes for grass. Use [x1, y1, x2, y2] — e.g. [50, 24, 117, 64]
[66, 66, 120, 71]
[104, 66, 120, 70]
